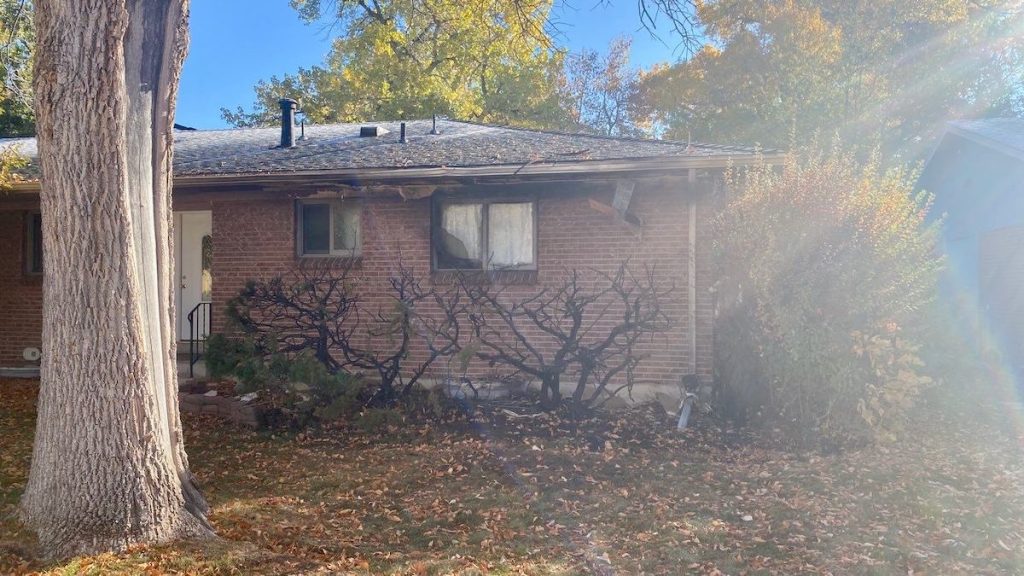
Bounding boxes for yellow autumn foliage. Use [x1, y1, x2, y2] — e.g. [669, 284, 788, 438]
[225, 0, 566, 128]
[715, 146, 943, 446]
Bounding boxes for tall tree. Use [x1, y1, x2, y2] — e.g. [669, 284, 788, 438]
[223, 0, 568, 128]
[0, 0, 35, 136]
[19, 0, 212, 559]
[639, 0, 1024, 158]
[560, 37, 647, 137]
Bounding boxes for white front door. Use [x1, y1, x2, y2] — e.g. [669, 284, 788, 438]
[174, 211, 213, 342]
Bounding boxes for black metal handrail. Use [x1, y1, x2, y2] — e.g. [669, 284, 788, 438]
[186, 301, 212, 378]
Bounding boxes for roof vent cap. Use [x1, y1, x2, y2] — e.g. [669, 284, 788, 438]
[279, 98, 299, 148]
[359, 126, 388, 137]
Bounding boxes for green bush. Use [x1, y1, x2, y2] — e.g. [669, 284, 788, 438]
[205, 333, 259, 383]
[715, 148, 942, 446]
[204, 333, 366, 427]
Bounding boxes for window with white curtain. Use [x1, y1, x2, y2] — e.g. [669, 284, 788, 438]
[433, 197, 536, 270]
[297, 200, 362, 256]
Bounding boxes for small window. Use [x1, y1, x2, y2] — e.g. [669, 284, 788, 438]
[297, 201, 362, 257]
[24, 212, 42, 274]
[433, 198, 536, 270]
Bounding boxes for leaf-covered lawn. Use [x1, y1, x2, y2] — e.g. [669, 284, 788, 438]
[3, 378, 1024, 575]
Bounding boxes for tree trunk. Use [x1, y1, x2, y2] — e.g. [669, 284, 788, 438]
[540, 373, 561, 410]
[19, 0, 213, 560]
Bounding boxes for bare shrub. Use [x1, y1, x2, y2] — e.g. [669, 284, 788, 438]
[446, 263, 675, 415]
[221, 260, 673, 416]
[224, 261, 460, 407]
[225, 260, 356, 373]
[335, 265, 462, 405]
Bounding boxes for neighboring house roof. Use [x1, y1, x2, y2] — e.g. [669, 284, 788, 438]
[0, 119, 768, 185]
[946, 118, 1024, 162]
[920, 118, 1024, 239]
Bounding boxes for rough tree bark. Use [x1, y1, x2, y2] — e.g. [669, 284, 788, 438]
[19, 0, 213, 560]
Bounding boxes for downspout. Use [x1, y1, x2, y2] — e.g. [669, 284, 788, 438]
[687, 168, 698, 377]
[677, 168, 700, 430]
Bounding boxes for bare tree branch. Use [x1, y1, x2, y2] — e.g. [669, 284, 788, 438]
[439, 262, 674, 414]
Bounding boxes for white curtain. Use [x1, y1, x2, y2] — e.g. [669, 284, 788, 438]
[488, 202, 534, 267]
[442, 203, 483, 263]
[332, 203, 361, 252]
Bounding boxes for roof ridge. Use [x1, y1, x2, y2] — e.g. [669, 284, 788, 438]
[441, 117, 684, 146]
[0, 116, 766, 153]
[166, 118, 440, 136]
[440, 117, 771, 152]
[946, 118, 1024, 159]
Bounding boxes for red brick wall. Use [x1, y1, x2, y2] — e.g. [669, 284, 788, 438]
[0, 182, 716, 393]
[209, 183, 712, 392]
[0, 209, 43, 366]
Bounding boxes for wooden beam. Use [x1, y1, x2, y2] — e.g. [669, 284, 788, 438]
[586, 179, 642, 233]
[587, 196, 643, 231]
[611, 180, 635, 214]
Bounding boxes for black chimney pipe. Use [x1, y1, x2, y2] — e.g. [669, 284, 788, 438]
[279, 98, 298, 148]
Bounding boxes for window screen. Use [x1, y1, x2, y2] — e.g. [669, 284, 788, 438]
[301, 203, 330, 254]
[299, 201, 362, 256]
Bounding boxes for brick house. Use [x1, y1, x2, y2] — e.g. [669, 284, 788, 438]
[0, 110, 768, 398]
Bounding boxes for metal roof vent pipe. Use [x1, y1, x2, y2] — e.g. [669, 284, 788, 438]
[399, 122, 407, 143]
[279, 98, 299, 148]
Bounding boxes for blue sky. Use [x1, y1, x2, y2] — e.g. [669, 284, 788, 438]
[177, 0, 681, 129]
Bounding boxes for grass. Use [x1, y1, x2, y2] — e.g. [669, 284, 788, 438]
[2, 378, 1024, 575]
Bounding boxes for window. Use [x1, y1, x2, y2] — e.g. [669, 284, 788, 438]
[433, 198, 536, 270]
[297, 201, 362, 257]
[24, 212, 42, 274]
[201, 234, 213, 301]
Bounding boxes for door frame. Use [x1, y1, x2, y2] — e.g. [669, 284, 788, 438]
[174, 210, 213, 342]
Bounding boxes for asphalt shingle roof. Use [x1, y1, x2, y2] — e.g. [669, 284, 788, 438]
[0, 119, 760, 180]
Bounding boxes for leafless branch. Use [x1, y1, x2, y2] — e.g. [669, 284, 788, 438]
[439, 262, 674, 414]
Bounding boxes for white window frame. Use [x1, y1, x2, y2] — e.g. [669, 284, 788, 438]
[296, 200, 363, 257]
